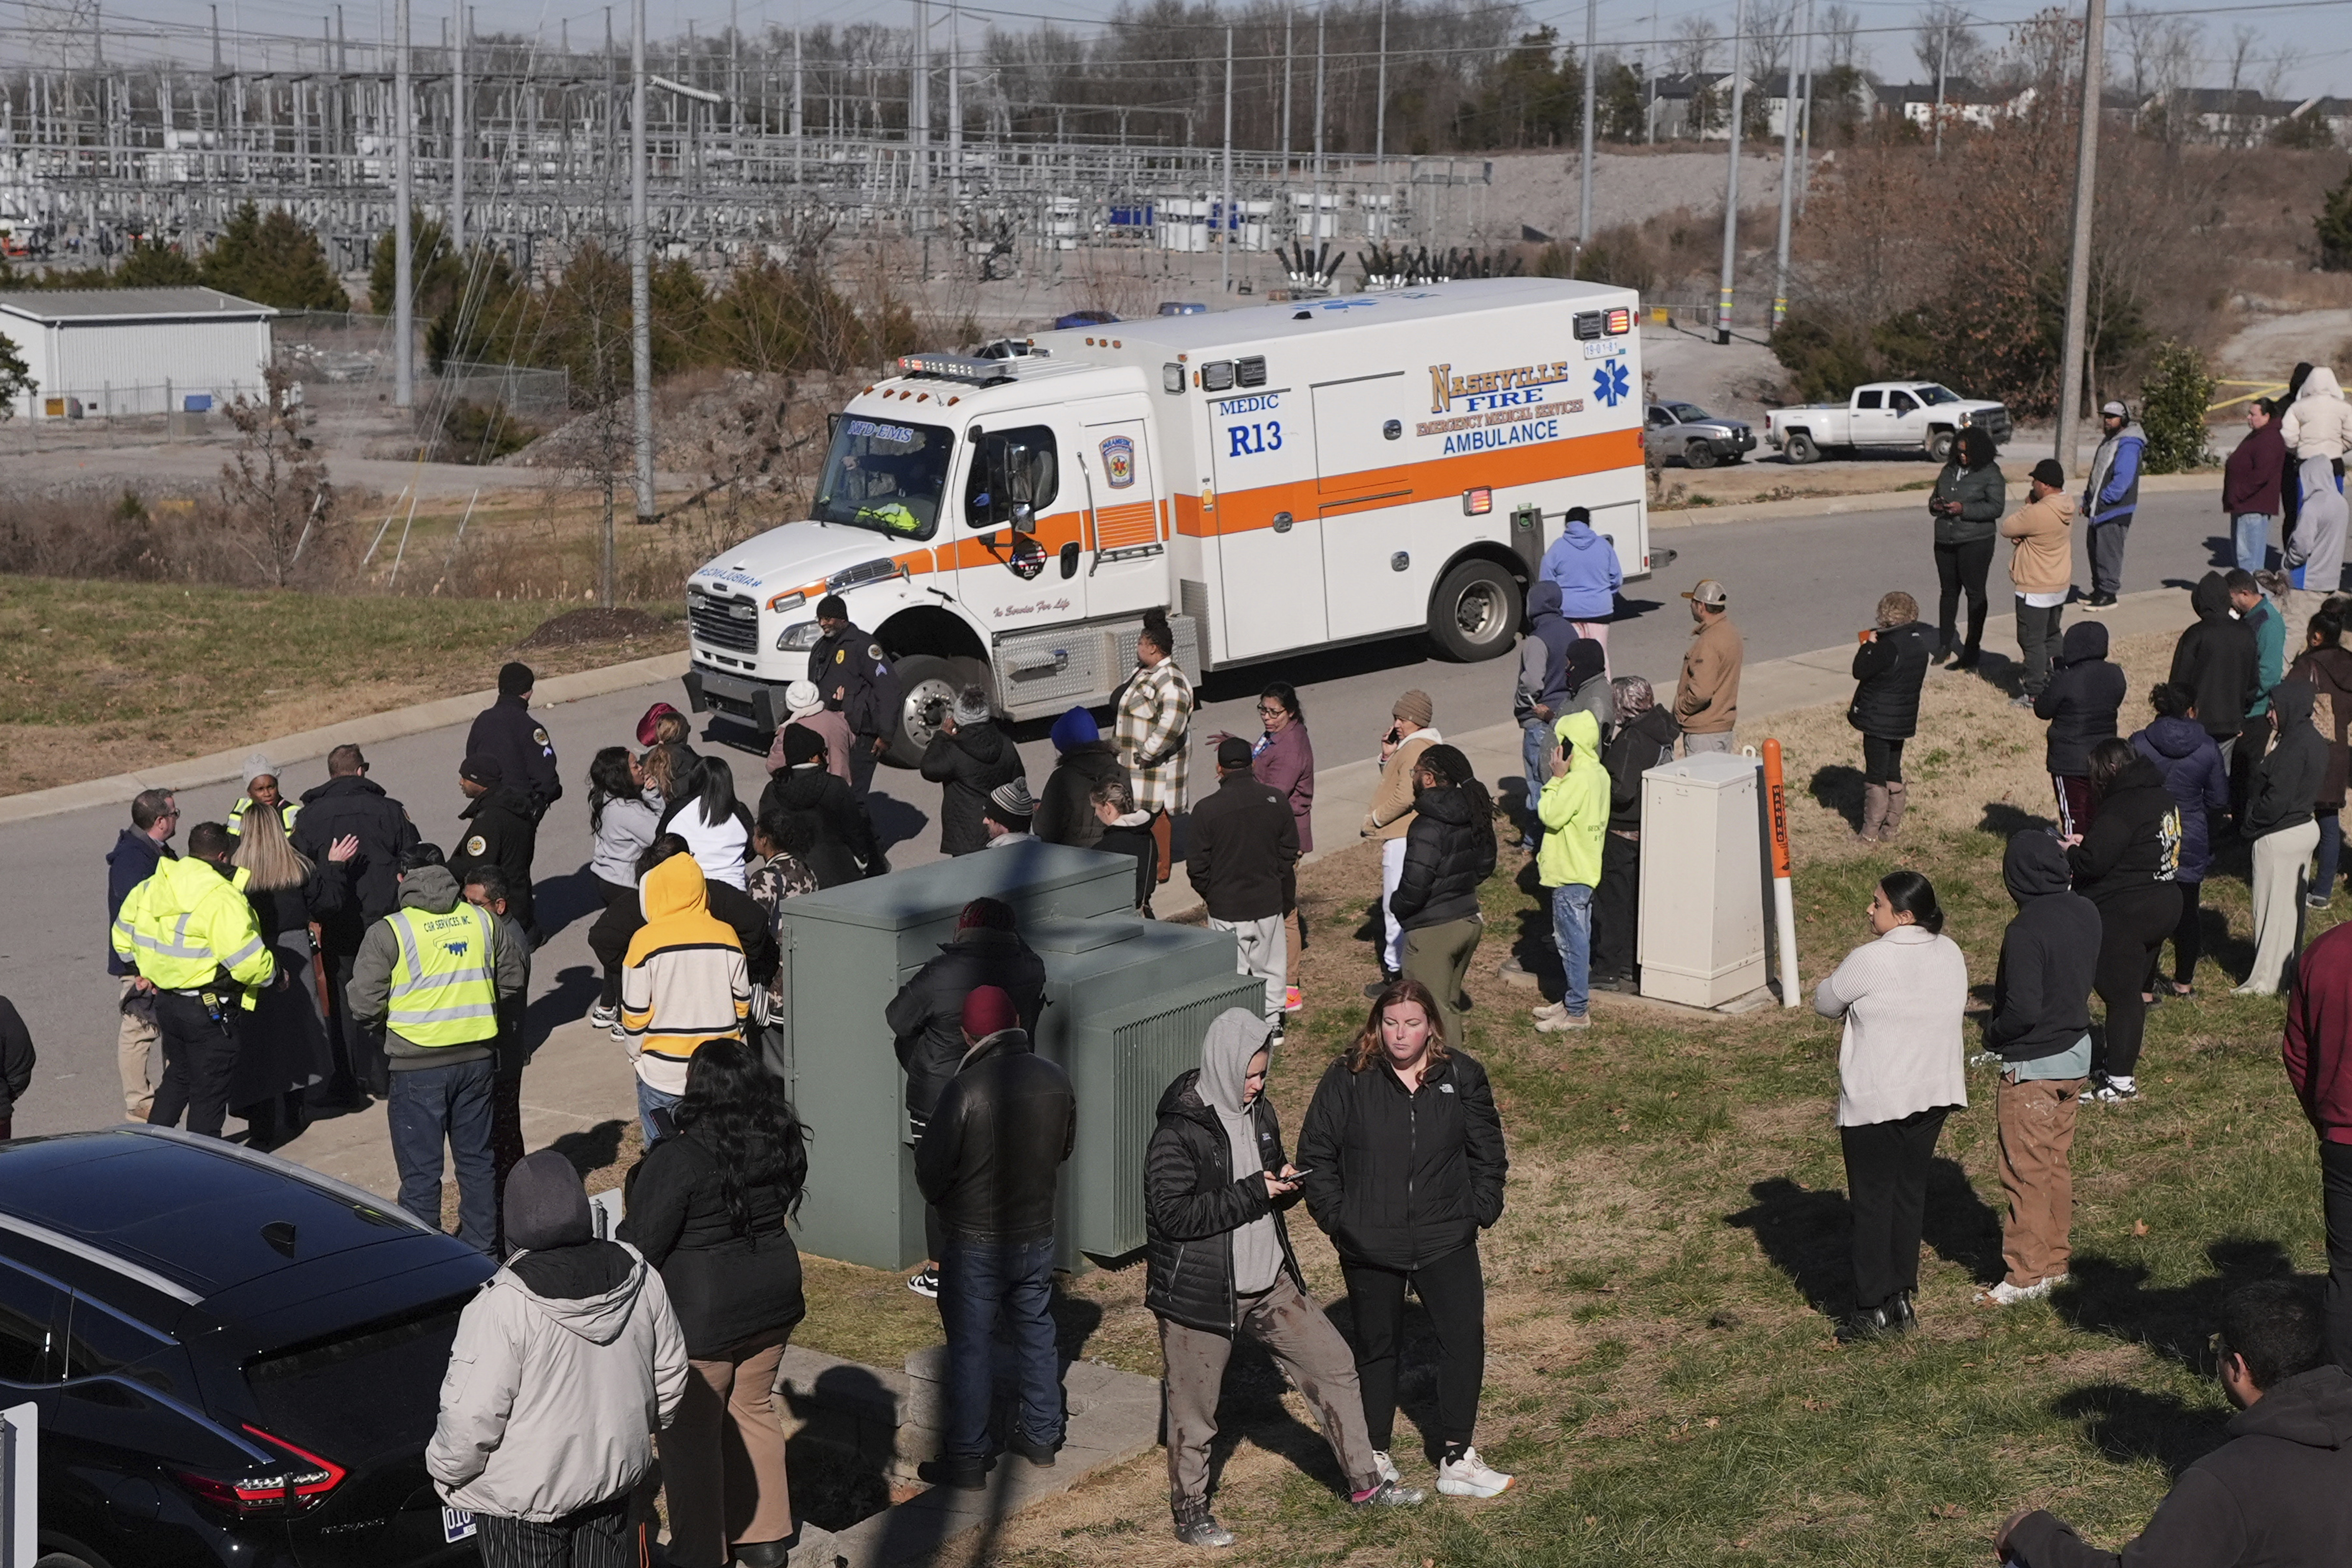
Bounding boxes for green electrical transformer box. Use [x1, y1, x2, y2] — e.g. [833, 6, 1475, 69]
[773, 842, 1264, 1271]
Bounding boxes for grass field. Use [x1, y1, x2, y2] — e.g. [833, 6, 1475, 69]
[0, 574, 683, 794]
[728, 629, 2341, 1566]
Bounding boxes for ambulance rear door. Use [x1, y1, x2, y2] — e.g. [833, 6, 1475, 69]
[1208, 383, 1326, 661]
[1312, 371, 1424, 642]
[1073, 395, 1169, 622]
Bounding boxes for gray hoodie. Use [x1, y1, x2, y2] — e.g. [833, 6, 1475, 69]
[427, 1240, 689, 1522]
[1199, 1008, 1282, 1295]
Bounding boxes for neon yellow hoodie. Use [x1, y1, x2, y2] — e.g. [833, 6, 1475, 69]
[1536, 710, 1607, 889]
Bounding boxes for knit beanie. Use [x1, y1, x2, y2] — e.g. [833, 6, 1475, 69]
[1050, 706, 1100, 752]
[498, 661, 535, 698]
[1392, 688, 1434, 731]
[962, 984, 1018, 1039]
[503, 1150, 593, 1252]
[241, 752, 277, 789]
[953, 687, 992, 726]
[989, 778, 1035, 820]
[782, 724, 826, 768]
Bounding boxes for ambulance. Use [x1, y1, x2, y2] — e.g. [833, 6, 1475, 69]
[681, 276, 1652, 759]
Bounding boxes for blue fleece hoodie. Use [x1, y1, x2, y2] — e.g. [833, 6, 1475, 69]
[1539, 516, 1624, 619]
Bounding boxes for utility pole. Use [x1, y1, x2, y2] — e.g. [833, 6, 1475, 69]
[1375, 0, 1388, 182]
[1280, 8, 1292, 177]
[631, 0, 655, 525]
[1933, 20, 1949, 157]
[1647, 1, 1658, 143]
[1796, 0, 1814, 213]
[451, 3, 464, 251]
[1220, 25, 1233, 294]
[910, 0, 927, 191]
[1716, 0, 1747, 344]
[394, 0, 412, 408]
[2055, 0, 2108, 469]
[946, 0, 960, 196]
[1578, 0, 1596, 249]
[1772, 0, 1801, 327]
[1311, 12, 1324, 266]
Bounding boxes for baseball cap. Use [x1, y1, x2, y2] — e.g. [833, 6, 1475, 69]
[2101, 400, 2127, 419]
[1216, 736, 1254, 770]
[1682, 578, 1729, 608]
[2030, 458, 2066, 488]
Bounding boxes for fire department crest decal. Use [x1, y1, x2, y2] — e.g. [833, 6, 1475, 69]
[1099, 435, 1137, 489]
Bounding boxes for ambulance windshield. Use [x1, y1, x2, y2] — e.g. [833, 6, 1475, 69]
[813, 416, 954, 540]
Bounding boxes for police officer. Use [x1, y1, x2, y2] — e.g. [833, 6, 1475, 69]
[347, 844, 525, 1252]
[293, 744, 420, 1106]
[806, 596, 902, 797]
[110, 820, 279, 1138]
[448, 755, 539, 939]
[466, 662, 562, 822]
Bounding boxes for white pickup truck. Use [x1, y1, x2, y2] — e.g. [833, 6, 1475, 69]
[1764, 381, 2012, 464]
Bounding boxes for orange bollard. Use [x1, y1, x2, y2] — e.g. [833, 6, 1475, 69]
[1762, 739, 1799, 1006]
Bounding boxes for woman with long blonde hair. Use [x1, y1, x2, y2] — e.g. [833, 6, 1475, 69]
[230, 798, 356, 1147]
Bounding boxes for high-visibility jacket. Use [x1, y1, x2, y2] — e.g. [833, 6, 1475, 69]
[227, 799, 300, 838]
[382, 902, 500, 1048]
[110, 856, 275, 1005]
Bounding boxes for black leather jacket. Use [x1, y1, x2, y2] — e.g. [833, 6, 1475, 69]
[914, 1029, 1076, 1246]
[1144, 1069, 1306, 1335]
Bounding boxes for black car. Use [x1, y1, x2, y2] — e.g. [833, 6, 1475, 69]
[0, 1127, 494, 1568]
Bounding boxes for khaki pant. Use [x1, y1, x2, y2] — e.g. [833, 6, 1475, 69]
[1997, 1075, 2083, 1287]
[1283, 905, 1302, 991]
[659, 1336, 793, 1567]
[1401, 914, 1483, 1044]
[1159, 1274, 1380, 1517]
[118, 976, 157, 1119]
[1210, 915, 1286, 1018]
[2246, 819, 2321, 994]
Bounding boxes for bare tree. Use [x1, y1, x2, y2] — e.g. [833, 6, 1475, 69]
[1819, 4, 1865, 72]
[1670, 15, 1721, 79]
[1748, 0, 1795, 87]
[2112, 4, 2201, 132]
[1913, 2, 1986, 87]
[215, 366, 335, 589]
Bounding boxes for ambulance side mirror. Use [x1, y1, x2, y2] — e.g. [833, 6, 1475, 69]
[1011, 503, 1037, 535]
[1006, 442, 1038, 533]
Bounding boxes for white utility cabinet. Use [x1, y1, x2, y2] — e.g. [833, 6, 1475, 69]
[1638, 752, 1768, 1007]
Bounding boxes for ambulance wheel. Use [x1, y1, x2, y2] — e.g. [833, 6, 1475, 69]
[1428, 561, 1522, 663]
[887, 655, 959, 768]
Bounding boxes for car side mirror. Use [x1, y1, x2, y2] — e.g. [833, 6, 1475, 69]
[1011, 502, 1037, 535]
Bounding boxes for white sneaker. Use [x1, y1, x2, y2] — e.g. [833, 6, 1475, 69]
[1436, 1446, 1514, 1498]
[1978, 1277, 2056, 1306]
[1530, 1000, 1566, 1021]
[1371, 1450, 1400, 1485]
[1535, 1009, 1588, 1034]
[587, 1002, 619, 1029]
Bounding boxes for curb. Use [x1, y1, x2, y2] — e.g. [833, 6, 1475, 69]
[1651, 469, 2222, 530]
[0, 651, 688, 828]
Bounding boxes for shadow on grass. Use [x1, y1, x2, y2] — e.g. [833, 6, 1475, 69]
[1980, 800, 2053, 839]
[1320, 1293, 1455, 1470]
[1726, 1158, 2005, 1316]
[1809, 764, 1866, 834]
[2054, 1236, 2304, 1374]
[2049, 1382, 2233, 1479]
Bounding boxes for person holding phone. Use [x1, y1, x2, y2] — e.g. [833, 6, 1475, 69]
[1848, 591, 1936, 843]
[1299, 979, 1512, 1499]
[1147, 1010, 1422, 1548]
[1362, 691, 1442, 991]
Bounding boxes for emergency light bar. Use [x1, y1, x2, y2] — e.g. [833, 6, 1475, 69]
[896, 353, 1015, 386]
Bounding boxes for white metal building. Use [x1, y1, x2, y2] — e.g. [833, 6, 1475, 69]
[0, 287, 275, 419]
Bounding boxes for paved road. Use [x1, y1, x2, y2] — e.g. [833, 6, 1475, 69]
[0, 486, 2236, 1137]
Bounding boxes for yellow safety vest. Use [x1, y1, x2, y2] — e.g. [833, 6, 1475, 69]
[384, 903, 500, 1048]
[227, 799, 300, 838]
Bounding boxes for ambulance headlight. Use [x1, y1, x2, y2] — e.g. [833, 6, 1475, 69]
[776, 620, 824, 652]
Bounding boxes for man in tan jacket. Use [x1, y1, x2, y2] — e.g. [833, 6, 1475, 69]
[1675, 581, 1743, 753]
[1362, 689, 1441, 990]
[2002, 459, 2077, 709]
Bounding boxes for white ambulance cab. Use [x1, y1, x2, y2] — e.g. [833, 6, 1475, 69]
[681, 276, 1651, 758]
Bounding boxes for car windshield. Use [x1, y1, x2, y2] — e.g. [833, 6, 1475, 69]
[1666, 403, 1714, 423]
[1913, 385, 1960, 406]
[813, 416, 954, 540]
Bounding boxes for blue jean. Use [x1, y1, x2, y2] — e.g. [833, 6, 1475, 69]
[2235, 512, 2272, 574]
[1520, 717, 1554, 838]
[388, 1055, 497, 1253]
[1551, 882, 1594, 1016]
[937, 1234, 1063, 1460]
[636, 1078, 683, 1144]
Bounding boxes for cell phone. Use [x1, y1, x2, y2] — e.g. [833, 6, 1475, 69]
[1385, 726, 1402, 745]
[1558, 734, 1575, 760]
[1283, 1167, 1314, 1180]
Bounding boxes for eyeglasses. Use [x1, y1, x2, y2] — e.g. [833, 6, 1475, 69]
[1256, 703, 1286, 715]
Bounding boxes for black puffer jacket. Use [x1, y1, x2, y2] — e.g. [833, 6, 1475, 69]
[1848, 620, 1936, 740]
[1388, 786, 1496, 932]
[1604, 704, 1680, 832]
[291, 775, 419, 951]
[757, 765, 878, 888]
[1144, 1068, 1306, 1334]
[914, 1028, 1076, 1246]
[2036, 622, 2128, 776]
[883, 927, 1048, 1121]
[919, 722, 1026, 855]
[2066, 756, 2181, 904]
[1034, 741, 1126, 848]
[617, 1127, 804, 1360]
[2169, 572, 2262, 741]
[1297, 1048, 1508, 1273]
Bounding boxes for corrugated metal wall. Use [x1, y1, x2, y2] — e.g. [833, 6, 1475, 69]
[51, 317, 271, 415]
